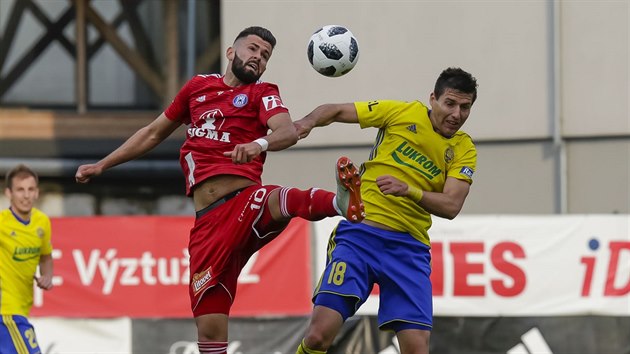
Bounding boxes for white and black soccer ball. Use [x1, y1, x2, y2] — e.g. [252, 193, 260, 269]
[307, 25, 359, 77]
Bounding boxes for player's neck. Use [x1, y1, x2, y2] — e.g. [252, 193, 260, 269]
[222, 72, 244, 88]
[9, 206, 31, 224]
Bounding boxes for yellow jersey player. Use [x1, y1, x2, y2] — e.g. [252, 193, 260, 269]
[294, 67, 478, 354]
[1, 164, 54, 354]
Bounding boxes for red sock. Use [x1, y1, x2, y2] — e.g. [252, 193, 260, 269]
[279, 187, 337, 220]
[198, 341, 228, 354]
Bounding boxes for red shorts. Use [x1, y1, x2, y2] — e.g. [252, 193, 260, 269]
[188, 184, 288, 315]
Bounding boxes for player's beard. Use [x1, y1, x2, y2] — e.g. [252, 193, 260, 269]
[231, 53, 261, 84]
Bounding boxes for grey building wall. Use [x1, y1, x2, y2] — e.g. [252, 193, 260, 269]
[223, 0, 629, 215]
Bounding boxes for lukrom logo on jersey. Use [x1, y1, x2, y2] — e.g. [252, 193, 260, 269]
[192, 266, 213, 295]
[391, 141, 442, 179]
[187, 109, 231, 143]
[13, 246, 41, 261]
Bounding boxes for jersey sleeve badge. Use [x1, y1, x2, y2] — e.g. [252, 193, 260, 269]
[262, 95, 286, 111]
[460, 166, 474, 178]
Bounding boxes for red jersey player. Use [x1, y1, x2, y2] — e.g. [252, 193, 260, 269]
[75, 26, 364, 354]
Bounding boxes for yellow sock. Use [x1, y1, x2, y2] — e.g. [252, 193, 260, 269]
[296, 339, 327, 354]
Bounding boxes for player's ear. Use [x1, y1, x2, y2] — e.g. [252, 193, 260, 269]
[226, 46, 234, 61]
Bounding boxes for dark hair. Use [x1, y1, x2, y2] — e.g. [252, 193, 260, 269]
[5, 164, 38, 189]
[434, 67, 478, 103]
[234, 26, 276, 49]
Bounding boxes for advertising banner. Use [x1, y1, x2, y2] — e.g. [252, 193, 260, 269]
[30, 217, 313, 318]
[24, 215, 630, 354]
[31, 315, 630, 354]
[314, 215, 630, 316]
[326, 315, 630, 354]
[131, 317, 308, 354]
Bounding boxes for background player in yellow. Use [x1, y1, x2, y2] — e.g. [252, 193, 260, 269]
[1, 164, 54, 354]
[294, 67, 478, 354]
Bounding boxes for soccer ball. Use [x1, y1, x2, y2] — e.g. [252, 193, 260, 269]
[307, 25, 359, 77]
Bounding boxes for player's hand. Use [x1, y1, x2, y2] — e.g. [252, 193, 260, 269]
[375, 175, 410, 197]
[35, 275, 53, 291]
[75, 163, 103, 183]
[223, 142, 262, 164]
[294, 120, 314, 140]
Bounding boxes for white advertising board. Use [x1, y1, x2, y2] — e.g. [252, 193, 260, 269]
[313, 215, 630, 316]
[29, 318, 131, 354]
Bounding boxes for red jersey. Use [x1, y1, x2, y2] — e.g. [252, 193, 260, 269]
[164, 74, 289, 195]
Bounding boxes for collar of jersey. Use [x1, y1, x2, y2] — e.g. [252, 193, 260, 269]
[9, 207, 31, 225]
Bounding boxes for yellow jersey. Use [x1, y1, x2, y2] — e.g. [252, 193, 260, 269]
[355, 100, 476, 246]
[0, 208, 52, 316]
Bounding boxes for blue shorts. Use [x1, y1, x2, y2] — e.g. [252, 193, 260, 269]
[0, 315, 41, 354]
[313, 220, 433, 331]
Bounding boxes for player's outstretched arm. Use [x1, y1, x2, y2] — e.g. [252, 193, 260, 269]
[75, 113, 182, 183]
[260, 112, 298, 151]
[294, 103, 358, 140]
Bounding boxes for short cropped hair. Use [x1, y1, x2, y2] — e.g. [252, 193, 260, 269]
[234, 26, 276, 49]
[434, 67, 478, 103]
[4, 164, 39, 190]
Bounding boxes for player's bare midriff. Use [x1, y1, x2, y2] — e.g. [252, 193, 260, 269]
[362, 219, 400, 232]
[192, 174, 257, 212]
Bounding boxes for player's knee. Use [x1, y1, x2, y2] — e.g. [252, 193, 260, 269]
[196, 315, 227, 342]
[303, 329, 332, 351]
[194, 289, 230, 341]
[396, 328, 431, 354]
[264, 188, 285, 220]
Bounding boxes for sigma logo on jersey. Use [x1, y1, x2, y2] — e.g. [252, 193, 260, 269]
[460, 166, 474, 178]
[187, 109, 231, 142]
[192, 266, 214, 295]
[198, 109, 224, 127]
[262, 95, 285, 111]
[233, 94, 248, 108]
